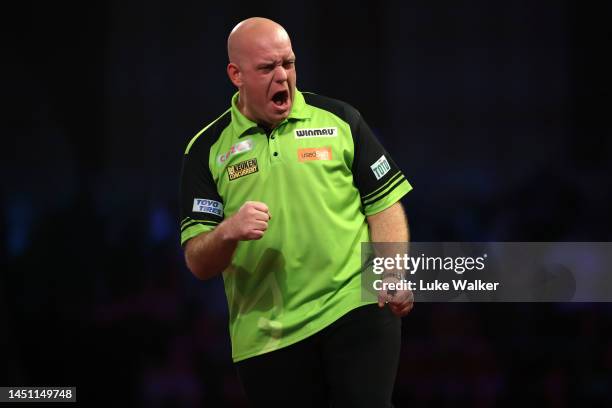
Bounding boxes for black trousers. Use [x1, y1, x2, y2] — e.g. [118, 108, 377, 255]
[235, 304, 401, 408]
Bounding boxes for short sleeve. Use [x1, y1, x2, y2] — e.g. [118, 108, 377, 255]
[179, 147, 224, 245]
[352, 115, 413, 216]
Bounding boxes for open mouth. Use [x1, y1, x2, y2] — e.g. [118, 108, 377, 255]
[271, 90, 289, 107]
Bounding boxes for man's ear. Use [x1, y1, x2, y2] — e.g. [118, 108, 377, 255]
[227, 63, 242, 87]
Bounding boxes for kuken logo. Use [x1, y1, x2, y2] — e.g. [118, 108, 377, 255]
[217, 139, 254, 165]
[298, 147, 332, 162]
[192, 198, 223, 216]
[227, 158, 259, 181]
[370, 155, 391, 180]
[294, 127, 338, 138]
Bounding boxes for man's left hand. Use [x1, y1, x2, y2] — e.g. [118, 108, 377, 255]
[377, 277, 414, 317]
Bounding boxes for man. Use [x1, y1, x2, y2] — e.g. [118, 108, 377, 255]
[179, 17, 413, 407]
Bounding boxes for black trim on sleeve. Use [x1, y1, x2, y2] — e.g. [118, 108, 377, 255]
[362, 174, 406, 206]
[180, 219, 219, 233]
[351, 116, 404, 199]
[179, 111, 231, 231]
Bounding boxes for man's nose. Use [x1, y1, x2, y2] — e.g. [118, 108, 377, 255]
[274, 65, 288, 82]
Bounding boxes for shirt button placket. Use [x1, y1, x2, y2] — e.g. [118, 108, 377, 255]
[270, 130, 279, 160]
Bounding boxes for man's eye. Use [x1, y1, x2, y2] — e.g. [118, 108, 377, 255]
[283, 61, 295, 68]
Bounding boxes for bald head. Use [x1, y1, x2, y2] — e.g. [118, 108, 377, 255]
[228, 17, 291, 65]
[226, 17, 297, 129]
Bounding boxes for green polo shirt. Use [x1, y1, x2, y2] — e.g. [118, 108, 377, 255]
[180, 89, 412, 361]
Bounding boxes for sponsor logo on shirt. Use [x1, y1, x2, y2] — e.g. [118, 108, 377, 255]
[192, 198, 223, 216]
[297, 147, 332, 162]
[217, 139, 254, 165]
[227, 158, 259, 181]
[294, 127, 337, 138]
[370, 155, 391, 180]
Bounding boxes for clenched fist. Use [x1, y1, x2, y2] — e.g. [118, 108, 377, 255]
[223, 201, 271, 241]
[378, 275, 414, 317]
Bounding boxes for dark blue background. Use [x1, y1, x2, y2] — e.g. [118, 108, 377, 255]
[2, 1, 611, 406]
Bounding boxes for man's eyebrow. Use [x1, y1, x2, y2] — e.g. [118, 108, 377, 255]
[256, 57, 295, 68]
[256, 61, 276, 68]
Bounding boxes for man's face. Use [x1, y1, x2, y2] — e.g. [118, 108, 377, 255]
[234, 33, 296, 129]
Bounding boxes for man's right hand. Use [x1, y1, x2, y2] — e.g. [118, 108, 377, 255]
[222, 201, 271, 241]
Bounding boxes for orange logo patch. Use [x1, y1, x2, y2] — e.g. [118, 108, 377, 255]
[297, 147, 332, 162]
